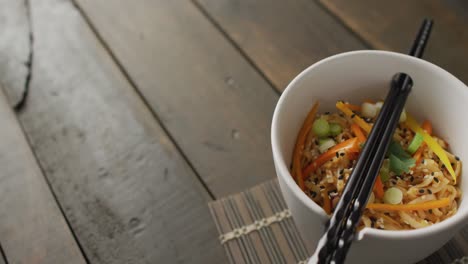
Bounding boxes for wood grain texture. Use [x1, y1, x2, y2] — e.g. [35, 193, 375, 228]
[195, 0, 367, 90]
[13, 0, 227, 262]
[74, 0, 279, 197]
[319, 0, 468, 84]
[0, 87, 85, 263]
[446, 0, 468, 21]
[0, 0, 30, 106]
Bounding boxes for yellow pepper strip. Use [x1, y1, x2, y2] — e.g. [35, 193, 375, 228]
[367, 198, 450, 211]
[405, 114, 456, 182]
[336, 101, 372, 133]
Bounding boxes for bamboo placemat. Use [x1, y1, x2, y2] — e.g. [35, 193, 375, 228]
[209, 180, 468, 264]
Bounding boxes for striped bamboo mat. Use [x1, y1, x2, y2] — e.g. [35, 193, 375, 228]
[209, 180, 468, 264]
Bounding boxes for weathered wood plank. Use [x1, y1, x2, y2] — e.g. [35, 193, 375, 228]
[446, 0, 468, 21]
[74, 0, 279, 196]
[195, 0, 367, 90]
[319, 0, 468, 84]
[10, 0, 227, 262]
[0, 86, 85, 263]
[0, 0, 30, 106]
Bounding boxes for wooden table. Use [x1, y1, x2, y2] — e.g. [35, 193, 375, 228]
[0, 1, 466, 263]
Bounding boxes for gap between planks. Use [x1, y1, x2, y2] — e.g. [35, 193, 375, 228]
[71, 0, 279, 198]
[0, 243, 6, 264]
[0, 0, 89, 263]
[190, 0, 281, 95]
[70, 0, 217, 200]
[15, 0, 227, 262]
[17, 0, 90, 261]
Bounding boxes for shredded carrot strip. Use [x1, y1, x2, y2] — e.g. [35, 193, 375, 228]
[336, 101, 372, 133]
[347, 152, 359, 160]
[302, 138, 359, 178]
[422, 120, 433, 135]
[350, 124, 366, 144]
[364, 99, 375, 104]
[322, 189, 331, 214]
[373, 176, 384, 199]
[413, 120, 433, 165]
[292, 102, 319, 190]
[344, 103, 361, 112]
[414, 150, 424, 165]
[367, 198, 450, 211]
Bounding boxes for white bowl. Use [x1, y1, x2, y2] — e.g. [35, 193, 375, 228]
[271, 50, 468, 264]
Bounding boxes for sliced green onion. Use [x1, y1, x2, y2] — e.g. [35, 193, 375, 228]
[329, 123, 342, 136]
[407, 132, 424, 154]
[389, 154, 415, 175]
[389, 154, 405, 174]
[361, 102, 378, 118]
[380, 159, 390, 182]
[388, 141, 411, 159]
[312, 118, 330, 138]
[383, 187, 403, 204]
[318, 138, 336, 153]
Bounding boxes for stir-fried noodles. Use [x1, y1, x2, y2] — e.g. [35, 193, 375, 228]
[291, 100, 462, 230]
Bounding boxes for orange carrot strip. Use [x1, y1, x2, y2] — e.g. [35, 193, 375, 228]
[336, 101, 372, 133]
[351, 124, 366, 144]
[292, 102, 320, 190]
[347, 152, 359, 160]
[322, 189, 331, 215]
[302, 138, 360, 177]
[344, 103, 361, 112]
[364, 99, 375, 104]
[373, 176, 384, 199]
[367, 198, 450, 211]
[422, 120, 433, 135]
[413, 147, 425, 165]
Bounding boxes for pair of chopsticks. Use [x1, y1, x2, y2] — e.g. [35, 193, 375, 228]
[311, 19, 434, 264]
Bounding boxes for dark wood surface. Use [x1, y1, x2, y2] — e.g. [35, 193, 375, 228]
[195, 0, 367, 90]
[2, 0, 226, 263]
[0, 0, 466, 263]
[0, 87, 85, 263]
[74, 0, 279, 197]
[319, 0, 468, 84]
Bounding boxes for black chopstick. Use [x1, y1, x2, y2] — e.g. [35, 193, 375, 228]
[409, 19, 433, 58]
[330, 75, 412, 263]
[316, 74, 409, 264]
[312, 19, 433, 264]
[315, 81, 401, 262]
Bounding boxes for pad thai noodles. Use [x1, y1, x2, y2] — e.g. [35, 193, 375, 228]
[291, 100, 462, 230]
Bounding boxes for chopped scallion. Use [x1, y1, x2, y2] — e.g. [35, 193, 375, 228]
[318, 138, 336, 153]
[312, 118, 330, 138]
[329, 123, 342, 136]
[383, 187, 403, 204]
[407, 132, 424, 154]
